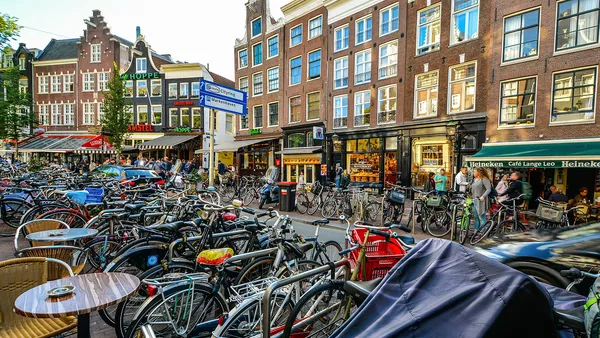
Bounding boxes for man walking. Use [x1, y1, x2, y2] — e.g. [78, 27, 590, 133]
[434, 169, 448, 196]
[335, 164, 343, 189]
[218, 160, 227, 175]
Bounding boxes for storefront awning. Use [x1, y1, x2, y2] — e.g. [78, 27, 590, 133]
[276, 146, 323, 155]
[466, 139, 600, 168]
[195, 137, 279, 154]
[138, 135, 199, 150]
[19, 135, 95, 153]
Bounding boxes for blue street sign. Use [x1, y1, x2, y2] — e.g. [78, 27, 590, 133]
[199, 94, 247, 116]
[199, 79, 247, 105]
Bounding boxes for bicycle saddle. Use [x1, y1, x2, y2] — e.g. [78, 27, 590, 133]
[313, 219, 330, 225]
[148, 221, 187, 233]
[554, 306, 585, 332]
[344, 278, 383, 300]
[124, 203, 146, 213]
[398, 235, 415, 245]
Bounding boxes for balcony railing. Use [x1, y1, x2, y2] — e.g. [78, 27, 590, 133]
[378, 64, 397, 79]
[378, 110, 396, 124]
[354, 114, 370, 127]
[333, 117, 347, 128]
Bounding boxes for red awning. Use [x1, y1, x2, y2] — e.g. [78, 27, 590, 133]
[81, 135, 113, 149]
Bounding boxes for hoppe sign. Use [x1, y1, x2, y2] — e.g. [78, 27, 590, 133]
[467, 160, 600, 168]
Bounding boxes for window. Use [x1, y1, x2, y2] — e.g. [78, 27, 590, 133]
[136, 58, 147, 73]
[39, 76, 48, 93]
[151, 79, 162, 97]
[451, 0, 479, 44]
[181, 108, 190, 126]
[556, 0, 600, 51]
[98, 72, 109, 91]
[83, 102, 95, 125]
[137, 105, 148, 124]
[503, 9, 540, 62]
[169, 108, 179, 127]
[83, 73, 94, 92]
[500, 77, 537, 127]
[355, 50, 371, 85]
[268, 102, 279, 126]
[417, 4, 441, 55]
[91, 44, 101, 63]
[356, 16, 372, 45]
[64, 103, 74, 125]
[253, 105, 263, 128]
[380, 4, 399, 36]
[192, 108, 202, 128]
[379, 40, 398, 79]
[288, 133, 306, 148]
[50, 75, 61, 93]
[308, 50, 321, 79]
[290, 96, 301, 123]
[291, 25, 303, 47]
[18, 55, 25, 70]
[268, 36, 279, 58]
[551, 67, 597, 124]
[151, 105, 162, 125]
[309, 16, 323, 39]
[378, 85, 397, 124]
[307, 92, 320, 120]
[179, 82, 189, 98]
[238, 49, 248, 68]
[334, 25, 349, 51]
[19, 79, 27, 94]
[241, 113, 249, 129]
[252, 17, 262, 37]
[448, 62, 477, 113]
[253, 43, 263, 66]
[334, 57, 348, 89]
[415, 71, 439, 118]
[290, 57, 302, 85]
[38, 105, 49, 125]
[51, 104, 61, 125]
[333, 95, 348, 128]
[98, 102, 104, 122]
[63, 74, 74, 92]
[137, 80, 148, 97]
[267, 68, 279, 92]
[168, 83, 177, 99]
[239, 77, 249, 93]
[226, 114, 234, 133]
[253, 72, 263, 96]
[126, 105, 134, 124]
[354, 91, 371, 127]
[191, 82, 199, 98]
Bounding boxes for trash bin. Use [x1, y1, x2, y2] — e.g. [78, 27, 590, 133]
[278, 182, 298, 212]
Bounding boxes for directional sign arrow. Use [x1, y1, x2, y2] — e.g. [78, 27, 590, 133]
[198, 93, 246, 116]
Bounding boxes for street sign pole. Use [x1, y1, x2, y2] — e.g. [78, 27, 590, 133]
[208, 108, 215, 188]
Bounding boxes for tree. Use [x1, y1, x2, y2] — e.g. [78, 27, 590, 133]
[0, 66, 36, 158]
[100, 61, 131, 159]
[0, 13, 19, 49]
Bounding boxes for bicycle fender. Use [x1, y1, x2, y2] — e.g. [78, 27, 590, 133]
[104, 244, 168, 273]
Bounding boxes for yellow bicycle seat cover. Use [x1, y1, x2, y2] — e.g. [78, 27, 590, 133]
[196, 248, 234, 265]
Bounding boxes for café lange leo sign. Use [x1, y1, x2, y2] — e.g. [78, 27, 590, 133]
[121, 72, 160, 80]
[468, 160, 600, 169]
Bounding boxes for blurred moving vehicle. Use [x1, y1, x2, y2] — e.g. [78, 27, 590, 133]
[92, 165, 162, 187]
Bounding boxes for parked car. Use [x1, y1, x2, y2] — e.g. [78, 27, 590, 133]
[474, 222, 600, 294]
[92, 165, 162, 187]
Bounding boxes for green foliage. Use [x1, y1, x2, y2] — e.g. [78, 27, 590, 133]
[0, 13, 19, 49]
[0, 66, 35, 156]
[100, 62, 132, 156]
[27, 157, 43, 172]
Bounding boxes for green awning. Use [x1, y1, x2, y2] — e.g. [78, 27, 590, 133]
[466, 140, 600, 168]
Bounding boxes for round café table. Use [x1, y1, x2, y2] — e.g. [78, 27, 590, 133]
[25, 228, 99, 242]
[14, 272, 140, 338]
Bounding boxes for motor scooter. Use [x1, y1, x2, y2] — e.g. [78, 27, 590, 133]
[259, 166, 280, 209]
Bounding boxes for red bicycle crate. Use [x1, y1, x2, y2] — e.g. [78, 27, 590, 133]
[348, 228, 406, 280]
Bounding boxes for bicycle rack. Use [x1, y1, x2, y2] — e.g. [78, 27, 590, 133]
[261, 258, 351, 338]
[167, 229, 251, 258]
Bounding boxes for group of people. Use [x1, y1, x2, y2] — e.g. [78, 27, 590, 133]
[544, 185, 591, 205]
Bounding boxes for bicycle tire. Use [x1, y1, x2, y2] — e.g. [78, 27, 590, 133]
[1, 197, 32, 229]
[36, 208, 88, 228]
[233, 256, 275, 285]
[124, 282, 227, 338]
[363, 201, 381, 224]
[470, 219, 496, 245]
[74, 236, 122, 274]
[458, 216, 470, 245]
[498, 219, 526, 233]
[296, 193, 310, 214]
[425, 210, 452, 238]
[321, 200, 337, 218]
[20, 202, 67, 224]
[307, 194, 320, 215]
[319, 241, 343, 264]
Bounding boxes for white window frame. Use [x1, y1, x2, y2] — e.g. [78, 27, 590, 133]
[417, 3, 442, 55]
[267, 67, 279, 93]
[83, 73, 94, 92]
[38, 104, 49, 125]
[179, 82, 189, 99]
[98, 102, 104, 123]
[168, 83, 177, 99]
[378, 40, 398, 80]
[289, 96, 301, 123]
[136, 58, 147, 73]
[83, 102, 95, 125]
[253, 105, 263, 129]
[498, 76, 538, 128]
[251, 17, 262, 38]
[414, 70, 439, 119]
[354, 91, 371, 127]
[169, 108, 179, 127]
[151, 105, 162, 125]
[51, 103, 61, 125]
[191, 82, 199, 98]
[50, 75, 61, 93]
[137, 80, 148, 97]
[63, 74, 74, 92]
[225, 114, 235, 134]
[334, 25, 350, 52]
[308, 15, 323, 40]
[447, 61, 477, 114]
[550, 66, 598, 126]
[380, 4, 399, 37]
[238, 48, 248, 69]
[252, 42, 263, 67]
[18, 55, 25, 70]
[354, 49, 371, 85]
[64, 103, 74, 126]
[306, 91, 320, 121]
[355, 15, 373, 45]
[333, 95, 348, 129]
[333, 56, 348, 90]
[239, 77, 249, 93]
[91, 43, 101, 63]
[268, 101, 279, 127]
[252, 72, 263, 97]
[307, 49, 321, 80]
[180, 108, 190, 128]
[290, 24, 303, 47]
[151, 79, 162, 97]
[137, 105, 149, 124]
[289, 56, 302, 86]
[38, 76, 48, 94]
[378, 84, 397, 125]
[450, 0, 480, 45]
[98, 72, 109, 92]
[267, 35, 279, 59]
[191, 107, 202, 129]
[125, 80, 134, 97]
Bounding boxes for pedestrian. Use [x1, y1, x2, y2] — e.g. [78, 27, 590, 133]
[218, 160, 227, 175]
[434, 169, 447, 196]
[423, 172, 435, 192]
[499, 171, 524, 206]
[454, 167, 469, 193]
[89, 160, 97, 172]
[298, 171, 305, 187]
[548, 185, 569, 203]
[495, 174, 509, 203]
[471, 167, 492, 230]
[184, 160, 192, 174]
[103, 157, 110, 165]
[573, 187, 590, 204]
[341, 170, 350, 189]
[335, 164, 343, 189]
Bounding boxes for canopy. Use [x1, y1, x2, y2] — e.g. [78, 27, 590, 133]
[275, 146, 322, 155]
[138, 135, 199, 150]
[466, 139, 600, 168]
[195, 137, 279, 154]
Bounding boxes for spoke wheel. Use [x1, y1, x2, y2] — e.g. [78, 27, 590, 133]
[425, 210, 452, 238]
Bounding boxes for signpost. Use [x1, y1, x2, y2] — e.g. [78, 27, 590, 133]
[198, 78, 247, 188]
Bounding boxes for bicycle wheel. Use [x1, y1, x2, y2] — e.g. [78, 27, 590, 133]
[316, 241, 343, 264]
[1, 197, 32, 229]
[498, 220, 526, 233]
[233, 256, 275, 285]
[296, 193, 310, 214]
[307, 195, 320, 215]
[425, 210, 452, 238]
[283, 281, 356, 338]
[36, 208, 88, 228]
[74, 236, 122, 273]
[124, 282, 227, 338]
[470, 219, 496, 245]
[321, 200, 337, 218]
[242, 188, 257, 206]
[458, 216, 470, 245]
[363, 201, 381, 224]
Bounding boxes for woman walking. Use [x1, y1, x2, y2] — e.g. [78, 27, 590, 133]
[471, 167, 492, 230]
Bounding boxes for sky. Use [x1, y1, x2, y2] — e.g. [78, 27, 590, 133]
[2, 0, 288, 80]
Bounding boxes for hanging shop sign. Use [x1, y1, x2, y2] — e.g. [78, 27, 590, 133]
[249, 129, 262, 135]
[121, 72, 161, 80]
[174, 101, 195, 106]
[127, 124, 154, 132]
[284, 158, 320, 165]
[313, 126, 324, 140]
[467, 160, 600, 169]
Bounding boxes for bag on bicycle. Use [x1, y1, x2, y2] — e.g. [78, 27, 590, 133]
[585, 277, 600, 338]
[330, 239, 560, 338]
[389, 190, 405, 205]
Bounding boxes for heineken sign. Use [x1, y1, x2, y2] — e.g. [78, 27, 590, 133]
[121, 72, 160, 80]
[468, 160, 600, 169]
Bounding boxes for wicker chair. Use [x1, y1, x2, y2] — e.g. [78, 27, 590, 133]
[573, 203, 591, 225]
[0, 257, 77, 338]
[15, 246, 86, 280]
[14, 219, 70, 249]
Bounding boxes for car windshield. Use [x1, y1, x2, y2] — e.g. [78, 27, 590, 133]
[124, 170, 159, 179]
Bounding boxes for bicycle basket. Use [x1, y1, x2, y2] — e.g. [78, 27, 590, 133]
[426, 196, 444, 208]
[389, 191, 405, 205]
[65, 190, 89, 205]
[349, 228, 406, 281]
[536, 204, 564, 223]
[84, 187, 104, 203]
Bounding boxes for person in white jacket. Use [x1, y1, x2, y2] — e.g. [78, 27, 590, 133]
[455, 167, 469, 192]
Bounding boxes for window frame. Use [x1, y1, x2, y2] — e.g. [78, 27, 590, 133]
[225, 113, 235, 134]
[554, 0, 600, 53]
[191, 81, 199, 98]
[64, 103, 74, 126]
[91, 43, 101, 63]
[38, 76, 49, 94]
[136, 58, 147, 73]
[253, 105, 263, 129]
[50, 75, 61, 94]
[63, 74, 74, 92]
[378, 40, 398, 80]
[550, 66, 598, 125]
[150, 79, 162, 97]
[239, 77, 249, 93]
[137, 105, 149, 125]
[354, 49, 372, 85]
[83, 102, 95, 125]
[168, 83, 177, 99]
[268, 101, 279, 127]
[180, 108, 190, 127]
[498, 75, 538, 128]
[98, 72, 109, 92]
[252, 42, 263, 67]
[290, 56, 302, 86]
[378, 84, 398, 125]
[289, 96, 302, 123]
[38, 104, 49, 125]
[502, 7, 541, 64]
[447, 61, 478, 114]
[333, 94, 349, 129]
[267, 35, 279, 59]
[306, 92, 321, 121]
[308, 15, 323, 40]
[290, 24, 303, 47]
[414, 70, 439, 119]
[238, 48, 248, 69]
[450, 0, 480, 45]
[355, 15, 373, 45]
[417, 3, 442, 55]
[333, 56, 349, 90]
[251, 17, 263, 38]
[83, 73, 95, 92]
[354, 90, 371, 127]
[151, 105, 162, 125]
[240, 111, 249, 130]
[137, 80, 148, 97]
[190, 107, 201, 129]
[179, 82, 189, 99]
[169, 108, 179, 127]
[334, 24, 350, 52]
[252, 72, 264, 97]
[51, 103, 61, 126]
[307, 49, 321, 80]
[18, 55, 26, 70]
[380, 4, 400, 37]
[267, 67, 279, 93]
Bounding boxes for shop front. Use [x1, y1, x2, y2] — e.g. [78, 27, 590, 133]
[138, 134, 201, 161]
[411, 137, 453, 188]
[280, 124, 325, 184]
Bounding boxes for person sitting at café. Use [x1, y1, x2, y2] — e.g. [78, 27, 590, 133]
[548, 185, 569, 203]
[573, 187, 590, 205]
